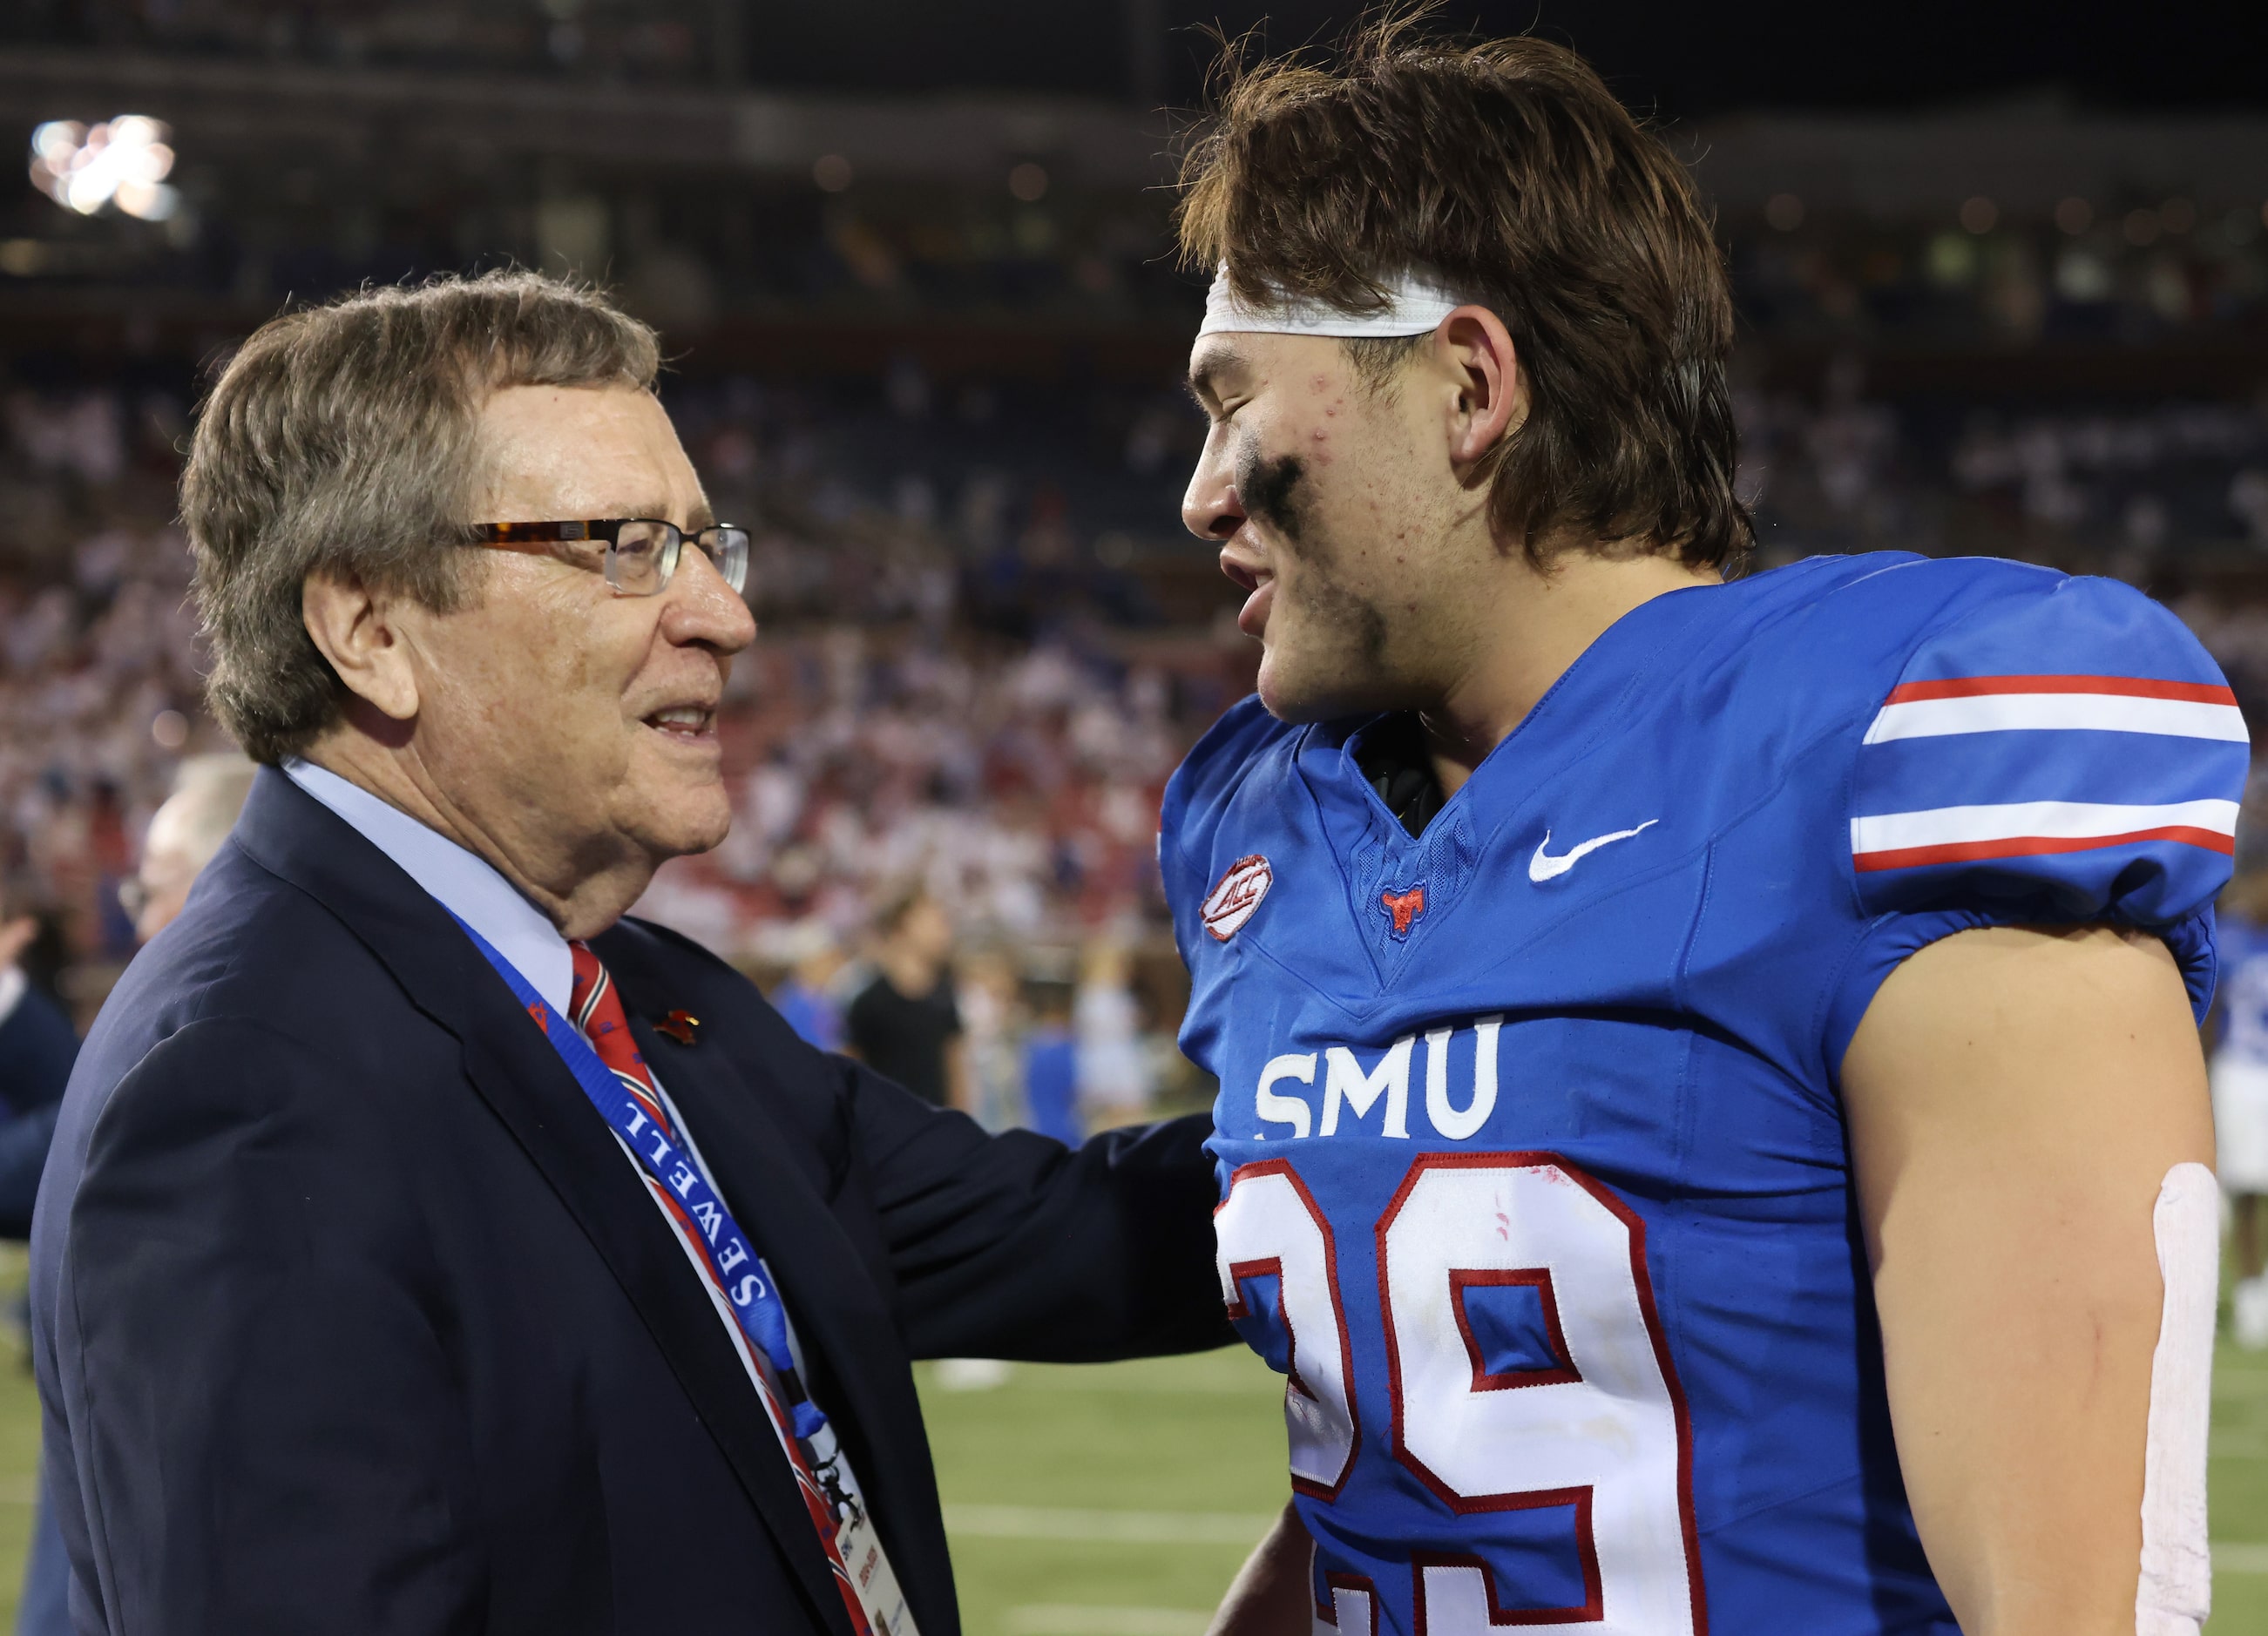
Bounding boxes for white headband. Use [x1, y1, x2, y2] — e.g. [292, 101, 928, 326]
[1197, 266, 1471, 339]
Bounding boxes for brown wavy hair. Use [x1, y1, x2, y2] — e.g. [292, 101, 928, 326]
[1175, 13, 1749, 571]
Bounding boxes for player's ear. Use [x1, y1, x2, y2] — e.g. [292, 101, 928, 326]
[1436, 306, 1524, 473]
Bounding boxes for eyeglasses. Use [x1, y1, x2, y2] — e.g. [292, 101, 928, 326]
[467, 519, 749, 597]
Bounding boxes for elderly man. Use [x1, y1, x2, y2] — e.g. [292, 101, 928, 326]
[31, 273, 1229, 1636]
[117, 752, 259, 944]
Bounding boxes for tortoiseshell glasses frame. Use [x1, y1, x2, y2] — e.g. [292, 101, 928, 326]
[465, 519, 748, 597]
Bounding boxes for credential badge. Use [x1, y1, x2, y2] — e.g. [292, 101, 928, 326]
[1202, 854, 1273, 942]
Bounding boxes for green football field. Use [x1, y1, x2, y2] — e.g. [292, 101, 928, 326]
[919, 1341, 2268, 1636]
[0, 1268, 2258, 1630]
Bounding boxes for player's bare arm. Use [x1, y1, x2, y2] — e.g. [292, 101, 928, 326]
[1205, 1503, 1312, 1636]
[1844, 925, 2215, 1636]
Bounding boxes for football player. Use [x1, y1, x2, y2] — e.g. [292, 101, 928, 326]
[1160, 21, 2235, 1636]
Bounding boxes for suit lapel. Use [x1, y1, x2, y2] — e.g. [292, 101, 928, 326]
[231, 771, 857, 1636]
[620, 998, 955, 1634]
[451, 1023, 859, 1636]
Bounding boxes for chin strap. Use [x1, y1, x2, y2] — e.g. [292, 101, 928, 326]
[2138, 1162, 2217, 1636]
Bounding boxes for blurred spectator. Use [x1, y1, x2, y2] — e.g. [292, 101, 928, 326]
[0, 908, 71, 1633]
[1019, 980, 1082, 1147]
[125, 756, 254, 944]
[1073, 941, 1153, 1128]
[119, 754, 259, 943]
[2214, 870, 2268, 1350]
[956, 947, 1026, 1132]
[2, 902, 72, 1636]
[843, 885, 966, 1111]
[0, 912, 72, 1236]
[767, 921, 849, 1052]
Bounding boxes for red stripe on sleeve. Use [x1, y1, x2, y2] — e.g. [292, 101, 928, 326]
[1883, 675, 2238, 706]
[1852, 825, 2236, 873]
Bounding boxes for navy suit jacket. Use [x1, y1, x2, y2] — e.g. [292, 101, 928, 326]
[30, 769, 1231, 1635]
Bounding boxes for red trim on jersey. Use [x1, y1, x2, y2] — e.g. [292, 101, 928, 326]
[1411, 1536, 1601, 1631]
[1220, 1157, 1361, 1502]
[1883, 674, 2237, 706]
[1225, 1256, 1328, 1413]
[1853, 825, 2236, 872]
[1452, 1268, 1582, 1393]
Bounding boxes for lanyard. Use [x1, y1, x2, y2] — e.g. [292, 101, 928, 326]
[453, 916, 830, 1445]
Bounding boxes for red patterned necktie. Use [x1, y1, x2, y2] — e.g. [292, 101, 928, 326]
[566, 941, 875, 1636]
[568, 942, 678, 1139]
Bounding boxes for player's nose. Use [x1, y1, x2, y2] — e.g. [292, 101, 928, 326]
[1181, 452, 1245, 543]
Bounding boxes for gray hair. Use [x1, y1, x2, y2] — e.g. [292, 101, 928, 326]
[181, 270, 661, 764]
[152, 751, 259, 872]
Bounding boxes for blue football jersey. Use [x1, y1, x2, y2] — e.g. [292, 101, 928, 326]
[1159, 552, 2245, 1636]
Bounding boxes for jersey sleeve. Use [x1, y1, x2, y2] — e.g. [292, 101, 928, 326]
[1825, 572, 2247, 1066]
[1157, 696, 1289, 968]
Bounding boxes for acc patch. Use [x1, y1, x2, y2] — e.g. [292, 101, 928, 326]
[1202, 855, 1274, 943]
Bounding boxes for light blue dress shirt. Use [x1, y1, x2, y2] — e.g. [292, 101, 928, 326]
[283, 757, 574, 1017]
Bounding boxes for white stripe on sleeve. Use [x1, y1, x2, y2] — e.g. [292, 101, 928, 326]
[1863, 693, 2249, 744]
[1850, 798, 2241, 855]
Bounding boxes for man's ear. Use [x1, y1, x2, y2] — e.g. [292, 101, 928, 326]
[1435, 306, 1524, 474]
[301, 570, 420, 723]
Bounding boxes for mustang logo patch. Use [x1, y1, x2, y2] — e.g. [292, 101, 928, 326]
[1380, 883, 1428, 939]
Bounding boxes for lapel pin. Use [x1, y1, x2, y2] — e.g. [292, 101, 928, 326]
[656, 1010, 701, 1046]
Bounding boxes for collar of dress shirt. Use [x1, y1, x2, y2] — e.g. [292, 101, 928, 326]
[282, 757, 573, 1017]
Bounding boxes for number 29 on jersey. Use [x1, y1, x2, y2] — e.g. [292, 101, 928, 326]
[1214, 1153, 1707, 1634]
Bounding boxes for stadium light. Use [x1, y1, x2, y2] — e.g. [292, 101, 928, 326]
[27, 115, 179, 221]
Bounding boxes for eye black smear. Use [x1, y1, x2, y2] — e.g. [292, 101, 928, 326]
[1237, 443, 1308, 546]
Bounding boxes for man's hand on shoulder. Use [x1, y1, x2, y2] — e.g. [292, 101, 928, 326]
[1843, 923, 2212, 1636]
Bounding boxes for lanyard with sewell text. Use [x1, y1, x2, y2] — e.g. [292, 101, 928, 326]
[450, 916, 901, 1636]
[453, 917, 827, 1434]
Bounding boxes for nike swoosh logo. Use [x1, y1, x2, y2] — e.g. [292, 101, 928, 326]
[1528, 820, 1659, 882]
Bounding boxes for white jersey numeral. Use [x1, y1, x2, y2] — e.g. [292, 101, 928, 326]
[1383, 1154, 1702, 1633]
[1221, 1153, 1705, 1635]
[1215, 1159, 1360, 1497]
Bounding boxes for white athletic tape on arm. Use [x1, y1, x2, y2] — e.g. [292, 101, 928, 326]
[1197, 267, 1473, 339]
[2137, 1160, 2217, 1636]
